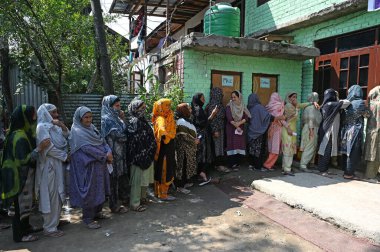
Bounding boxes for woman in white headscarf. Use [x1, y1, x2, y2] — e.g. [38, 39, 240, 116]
[35, 103, 69, 237]
[225, 90, 251, 169]
[69, 106, 112, 229]
[299, 93, 322, 171]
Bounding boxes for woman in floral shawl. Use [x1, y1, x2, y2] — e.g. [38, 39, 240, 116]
[263, 93, 286, 170]
[225, 90, 251, 169]
[281, 92, 317, 175]
[1, 105, 50, 242]
[205, 87, 227, 172]
[152, 98, 176, 201]
[364, 86, 380, 180]
[340, 85, 368, 179]
[100, 95, 128, 213]
[125, 98, 156, 211]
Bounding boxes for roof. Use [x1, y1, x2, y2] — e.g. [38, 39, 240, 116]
[109, 0, 211, 51]
[159, 33, 320, 61]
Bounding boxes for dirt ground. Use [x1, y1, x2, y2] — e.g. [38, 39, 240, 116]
[0, 166, 324, 252]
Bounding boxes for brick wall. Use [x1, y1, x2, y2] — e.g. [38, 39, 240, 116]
[245, 0, 351, 36]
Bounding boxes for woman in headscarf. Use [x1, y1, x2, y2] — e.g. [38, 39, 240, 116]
[299, 92, 322, 171]
[152, 98, 176, 201]
[125, 98, 156, 211]
[205, 87, 228, 173]
[35, 103, 69, 238]
[1, 105, 50, 242]
[317, 89, 350, 175]
[191, 93, 218, 183]
[340, 85, 368, 179]
[225, 90, 251, 169]
[281, 92, 318, 175]
[364, 86, 380, 181]
[263, 93, 287, 171]
[175, 103, 198, 194]
[100, 95, 128, 214]
[69, 106, 112, 229]
[247, 93, 284, 171]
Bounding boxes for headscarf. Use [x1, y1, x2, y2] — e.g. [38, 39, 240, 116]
[266, 92, 285, 117]
[227, 90, 251, 122]
[125, 98, 156, 169]
[69, 106, 104, 154]
[191, 93, 208, 129]
[101, 95, 125, 138]
[319, 88, 343, 138]
[152, 98, 176, 160]
[307, 92, 319, 103]
[206, 87, 225, 133]
[1, 105, 36, 201]
[247, 93, 272, 140]
[36, 103, 67, 151]
[367, 86, 380, 131]
[284, 92, 298, 120]
[347, 85, 366, 114]
[303, 92, 322, 127]
[176, 103, 192, 120]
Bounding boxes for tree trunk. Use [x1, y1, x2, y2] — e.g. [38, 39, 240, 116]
[90, 0, 114, 95]
[0, 38, 13, 121]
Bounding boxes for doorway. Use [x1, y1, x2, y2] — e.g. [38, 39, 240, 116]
[252, 74, 278, 106]
[211, 70, 242, 106]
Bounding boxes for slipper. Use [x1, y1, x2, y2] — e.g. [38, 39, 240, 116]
[0, 223, 11, 229]
[199, 177, 212, 186]
[111, 205, 128, 214]
[86, 221, 101, 229]
[44, 230, 64, 238]
[131, 205, 146, 212]
[21, 234, 39, 242]
[343, 175, 360, 180]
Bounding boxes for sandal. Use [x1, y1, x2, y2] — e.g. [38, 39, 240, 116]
[44, 230, 64, 238]
[131, 205, 146, 212]
[111, 205, 129, 214]
[343, 175, 360, 180]
[86, 221, 101, 229]
[199, 177, 212, 186]
[21, 234, 39, 242]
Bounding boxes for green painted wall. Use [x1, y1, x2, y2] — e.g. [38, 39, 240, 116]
[289, 11, 380, 101]
[182, 49, 303, 105]
[245, 0, 351, 36]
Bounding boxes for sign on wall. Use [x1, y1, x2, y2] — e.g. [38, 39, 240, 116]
[368, 0, 380, 11]
[260, 77, 271, 88]
[222, 75, 234, 87]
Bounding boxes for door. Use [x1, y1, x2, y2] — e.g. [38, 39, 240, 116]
[211, 70, 242, 106]
[252, 74, 278, 106]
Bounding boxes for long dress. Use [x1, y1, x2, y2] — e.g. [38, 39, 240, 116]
[300, 93, 322, 169]
[0, 105, 38, 242]
[35, 104, 69, 233]
[340, 85, 368, 177]
[364, 86, 380, 178]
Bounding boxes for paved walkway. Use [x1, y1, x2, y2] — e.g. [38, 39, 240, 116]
[251, 169, 380, 244]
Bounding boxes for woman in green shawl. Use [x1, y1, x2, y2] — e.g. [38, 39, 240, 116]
[0, 105, 50, 242]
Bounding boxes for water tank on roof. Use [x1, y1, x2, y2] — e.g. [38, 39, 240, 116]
[204, 2, 240, 37]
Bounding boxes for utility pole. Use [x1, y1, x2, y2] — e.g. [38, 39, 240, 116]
[90, 0, 114, 94]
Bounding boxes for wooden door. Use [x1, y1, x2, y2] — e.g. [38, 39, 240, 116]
[211, 70, 241, 105]
[211, 70, 242, 106]
[252, 74, 278, 106]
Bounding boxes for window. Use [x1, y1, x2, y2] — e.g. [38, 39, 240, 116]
[257, 0, 270, 7]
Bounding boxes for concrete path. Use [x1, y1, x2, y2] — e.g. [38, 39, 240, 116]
[251, 170, 380, 244]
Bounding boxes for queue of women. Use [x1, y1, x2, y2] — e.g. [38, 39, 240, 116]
[1, 84, 379, 242]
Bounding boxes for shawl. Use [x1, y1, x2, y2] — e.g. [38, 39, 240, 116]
[227, 90, 251, 122]
[152, 98, 176, 160]
[346, 85, 366, 114]
[319, 88, 343, 137]
[367, 86, 380, 131]
[1, 105, 36, 201]
[284, 92, 298, 120]
[205, 87, 225, 133]
[36, 104, 67, 151]
[191, 93, 208, 129]
[101, 95, 125, 138]
[125, 98, 157, 169]
[247, 93, 272, 140]
[302, 92, 322, 128]
[69, 106, 104, 154]
[266, 92, 285, 117]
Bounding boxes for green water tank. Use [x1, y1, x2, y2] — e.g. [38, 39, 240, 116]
[204, 2, 240, 37]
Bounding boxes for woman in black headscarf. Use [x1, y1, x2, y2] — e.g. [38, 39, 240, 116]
[317, 89, 350, 175]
